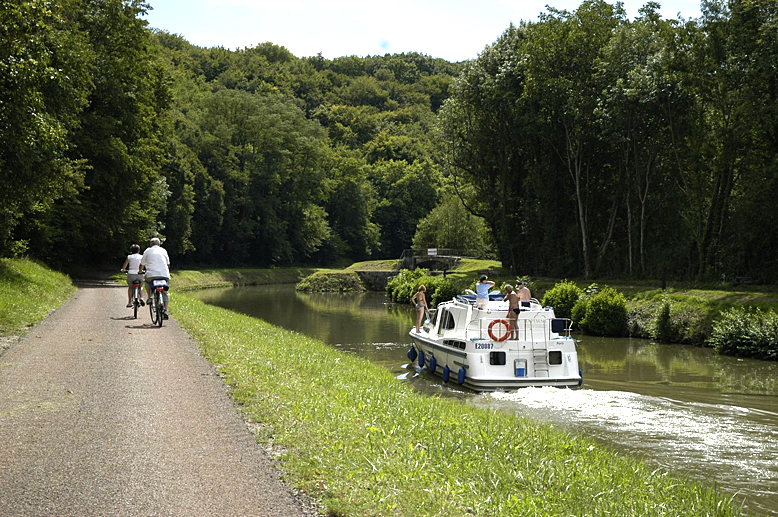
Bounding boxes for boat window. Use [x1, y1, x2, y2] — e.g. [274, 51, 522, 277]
[444, 311, 455, 329]
[489, 352, 506, 365]
[551, 319, 566, 333]
[548, 351, 562, 365]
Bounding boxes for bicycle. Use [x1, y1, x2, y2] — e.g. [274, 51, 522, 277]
[148, 278, 169, 327]
[122, 270, 145, 319]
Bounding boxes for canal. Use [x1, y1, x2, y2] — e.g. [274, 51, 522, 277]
[190, 284, 778, 515]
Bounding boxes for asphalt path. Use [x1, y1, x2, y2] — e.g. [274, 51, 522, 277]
[0, 279, 315, 516]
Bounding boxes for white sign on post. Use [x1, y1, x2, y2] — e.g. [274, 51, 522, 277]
[428, 248, 437, 256]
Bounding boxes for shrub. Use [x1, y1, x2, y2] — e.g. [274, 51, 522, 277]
[386, 269, 428, 303]
[709, 307, 778, 360]
[653, 300, 673, 342]
[542, 280, 583, 319]
[628, 295, 715, 345]
[571, 283, 600, 328]
[662, 300, 713, 345]
[579, 286, 628, 337]
[571, 298, 588, 328]
[296, 271, 365, 292]
[386, 269, 458, 308]
[429, 278, 459, 307]
[627, 298, 656, 338]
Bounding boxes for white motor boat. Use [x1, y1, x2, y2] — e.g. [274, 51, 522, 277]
[408, 293, 582, 391]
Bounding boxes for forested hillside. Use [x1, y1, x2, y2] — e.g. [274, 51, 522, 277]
[2, 0, 776, 282]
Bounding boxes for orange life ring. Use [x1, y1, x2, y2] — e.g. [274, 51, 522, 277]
[488, 319, 511, 342]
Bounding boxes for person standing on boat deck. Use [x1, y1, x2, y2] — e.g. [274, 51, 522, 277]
[503, 285, 520, 339]
[475, 275, 495, 309]
[516, 281, 532, 305]
[411, 285, 428, 333]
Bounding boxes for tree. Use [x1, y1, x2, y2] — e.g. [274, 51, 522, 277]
[438, 23, 535, 273]
[412, 193, 493, 255]
[0, 0, 92, 254]
[597, 4, 688, 276]
[48, 0, 170, 266]
[525, 1, 626, 278]
[368, 160, 441, 257]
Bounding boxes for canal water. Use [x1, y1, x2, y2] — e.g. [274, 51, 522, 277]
[190, 285, 778, 514]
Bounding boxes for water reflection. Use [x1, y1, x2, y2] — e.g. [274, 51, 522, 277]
[189, 285, 778, 514]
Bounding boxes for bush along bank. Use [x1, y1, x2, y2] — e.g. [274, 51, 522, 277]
[295, 270, 366, 292]
[172, 293, 741, 516]
[386, 268, 460, 307]
[545, 282, 778, 361]
[0, 258, 76, 337]
[709, 307, 778, 360]
[387, 270, 777, 361]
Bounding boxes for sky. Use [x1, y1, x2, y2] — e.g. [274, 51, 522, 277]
[142, 0, 703, 62]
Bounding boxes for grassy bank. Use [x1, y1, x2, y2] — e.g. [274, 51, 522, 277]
[173, 293, 740, 516]
[0, 258, 76, 337]
[171, 267, 318, 291]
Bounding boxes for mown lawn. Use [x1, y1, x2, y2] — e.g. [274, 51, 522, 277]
[173, 293, 742, 516]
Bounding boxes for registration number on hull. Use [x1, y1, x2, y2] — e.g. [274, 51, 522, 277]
[474, 342, 494, 350]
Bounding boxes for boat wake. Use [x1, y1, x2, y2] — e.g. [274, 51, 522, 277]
[487, 387, 778, 514]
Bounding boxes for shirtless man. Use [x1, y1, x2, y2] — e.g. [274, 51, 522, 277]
[516, 281, 532, 304]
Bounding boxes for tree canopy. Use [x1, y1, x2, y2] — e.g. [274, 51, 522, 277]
[2, 0, 776, 283]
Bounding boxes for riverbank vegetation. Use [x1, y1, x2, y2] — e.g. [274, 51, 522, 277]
[295, 270, 366, 292]
[4, 1, 778, 289]
[171, 268, 316, 291]
[173, 293, 741, 515]
[0, 258, 75, 337]
[382, 260, 778, 359]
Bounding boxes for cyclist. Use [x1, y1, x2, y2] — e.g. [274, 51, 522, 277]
[140, 237, 171, 319]
[120, 244, 145, 308]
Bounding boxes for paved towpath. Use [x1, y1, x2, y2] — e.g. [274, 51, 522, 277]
[0, 278, 314, 516]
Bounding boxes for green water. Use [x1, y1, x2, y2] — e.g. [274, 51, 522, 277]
[190, 285, 778, 515]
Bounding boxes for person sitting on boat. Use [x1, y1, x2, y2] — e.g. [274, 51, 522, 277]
[475, 275, 494, 309]
[503, 285, 520, 339]
[411, 285, 428, 333]
[516, 281, 532, 306]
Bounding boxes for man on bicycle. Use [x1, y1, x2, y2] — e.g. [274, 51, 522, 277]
[140, 237, 171, 319]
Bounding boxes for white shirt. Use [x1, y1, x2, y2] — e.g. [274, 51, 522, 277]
[141, 245, 170, 278]
[126, 253, 143, 274]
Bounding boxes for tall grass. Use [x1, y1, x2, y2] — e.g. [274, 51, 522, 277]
[0, 258, 76, 336]
[173, 293, 741, 516]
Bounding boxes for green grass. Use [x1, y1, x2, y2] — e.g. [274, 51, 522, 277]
[169, 267, 318, 291]
[344, 259, 401, 271]
[0, 258, 76, 336]
[173, 293, 742, 516]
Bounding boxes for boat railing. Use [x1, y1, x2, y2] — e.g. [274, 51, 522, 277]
[467, 314, 573, 345]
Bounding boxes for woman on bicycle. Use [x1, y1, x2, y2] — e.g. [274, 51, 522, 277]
[120, 244, 145, 308]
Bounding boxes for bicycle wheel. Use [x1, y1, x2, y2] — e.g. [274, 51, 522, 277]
[133, 287, 139, 319]
[155, 291, 164, 327]
[149, 294, 158, 324]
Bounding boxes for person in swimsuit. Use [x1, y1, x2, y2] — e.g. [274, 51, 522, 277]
[503, 284, 519, 339]
[411, 284, 428, 333]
